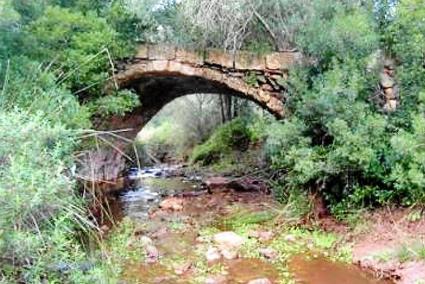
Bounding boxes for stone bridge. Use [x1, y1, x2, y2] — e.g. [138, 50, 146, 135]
[101, 44, 302, 138]
[84, 45, 301, 182]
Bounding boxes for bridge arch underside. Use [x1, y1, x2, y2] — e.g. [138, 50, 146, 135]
[104, 71, 285, 140]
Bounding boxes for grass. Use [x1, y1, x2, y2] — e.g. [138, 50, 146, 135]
[375, 241, 425, 263]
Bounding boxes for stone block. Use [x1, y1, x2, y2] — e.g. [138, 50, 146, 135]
[266, 52, 298, 70]
[235, 51, 266, 70]
[202, 68, 224, 82]
[205, 49, 234, 69]
[176, 48, 204, 65]
[135, 45, 149, 59]
[148, 45, 176, 60]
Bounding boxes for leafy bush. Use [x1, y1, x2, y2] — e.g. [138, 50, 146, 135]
[87, 89, 141, 118]
[24, 6, 131, 95]
[190, 118, 255, 165]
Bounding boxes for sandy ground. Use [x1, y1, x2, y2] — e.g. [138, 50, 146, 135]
[348, 209, 425, 284]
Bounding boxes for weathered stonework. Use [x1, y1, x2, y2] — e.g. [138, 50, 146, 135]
[85, 44, 301, 183]
[112, 44, 302, 123]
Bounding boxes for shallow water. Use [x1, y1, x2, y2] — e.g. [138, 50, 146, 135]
[289, 255, 393, 284]
[116, 166, 394, 284]
[119, 167, 199, 222]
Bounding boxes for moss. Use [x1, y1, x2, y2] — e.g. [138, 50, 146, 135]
[190, 118, 255, 165]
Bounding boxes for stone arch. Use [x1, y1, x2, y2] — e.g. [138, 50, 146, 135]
[83, 45, 301, 182]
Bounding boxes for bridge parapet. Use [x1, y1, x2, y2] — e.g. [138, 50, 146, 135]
[125, 44, 302, 71]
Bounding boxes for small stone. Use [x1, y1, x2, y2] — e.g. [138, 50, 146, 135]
[259, 248, 278, 260]
[284, 235, 296, 242]
[213, 232, 245, 250]
[206, 247, 221, 263]
[204, 275, 227, 284]
[248, 231, 274, 242]
[247, 278, 272, 284]
[145, 245, 159, 263]
[221, 249, 238, 260]
[139, 236, 153, 246]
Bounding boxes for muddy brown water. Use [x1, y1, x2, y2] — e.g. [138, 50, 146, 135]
[114, 167, 395, 284]
[289, 255, 393, 284]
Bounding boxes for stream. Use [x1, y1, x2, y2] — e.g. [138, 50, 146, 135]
[112, 166, 393, 284]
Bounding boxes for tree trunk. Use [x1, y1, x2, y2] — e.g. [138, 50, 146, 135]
[219, 94, 226, 124]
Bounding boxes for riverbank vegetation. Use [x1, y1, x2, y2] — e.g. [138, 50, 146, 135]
[1, 0, 425, 283]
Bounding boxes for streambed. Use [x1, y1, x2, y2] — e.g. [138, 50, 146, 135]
[111, 166, 393, 284]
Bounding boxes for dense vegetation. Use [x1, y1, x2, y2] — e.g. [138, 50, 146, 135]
[0, 0, 424, 283]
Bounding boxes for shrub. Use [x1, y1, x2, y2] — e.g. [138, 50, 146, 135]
[190, 118, 254, 165]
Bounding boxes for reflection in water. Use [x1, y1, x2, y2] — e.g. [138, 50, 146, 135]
[289, 255, 393, 284]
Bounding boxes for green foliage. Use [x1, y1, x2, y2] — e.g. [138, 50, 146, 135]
[389, 0, 425, 105]
[190, 118, 255, 165]
[25, 6, 130, 95]
[264, 0, 425, 213]
[0, 110, 102, 283]
[87, 90, 141, 118]
[0, 59, 91, 128]
[296, 2, 379, 66]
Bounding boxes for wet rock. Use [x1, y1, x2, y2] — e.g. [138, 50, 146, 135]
[204, 275, 227, 284]
[159, 197, 184, 211]
[213, 232, 245, 250]
[247, 278, 272, 284]
[206, 247, 222, 263]
[259, 248, 278, 260]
